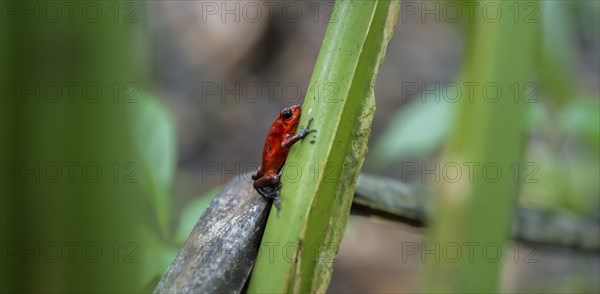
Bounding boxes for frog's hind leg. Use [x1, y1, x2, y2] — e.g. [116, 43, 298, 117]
[256, 186, 278, 199]
[255, 186, 282, 216]
[253, 170, 280, 197]
[254, 170, 283, 216]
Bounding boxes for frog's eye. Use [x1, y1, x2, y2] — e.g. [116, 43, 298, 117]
[282, 109, 293, 119]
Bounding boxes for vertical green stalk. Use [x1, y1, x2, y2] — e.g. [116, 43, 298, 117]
[423, 1, 538, 292]
[248, 0, 399, 292]
[1, 1, 144, 291]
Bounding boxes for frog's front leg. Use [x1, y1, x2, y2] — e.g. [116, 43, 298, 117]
[281, 117, 317, 148]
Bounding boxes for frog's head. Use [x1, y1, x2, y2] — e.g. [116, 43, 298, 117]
[280, 104, 302, 129]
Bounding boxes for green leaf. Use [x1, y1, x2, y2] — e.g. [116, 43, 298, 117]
[366, 97, 456, 171]
[248, 1, 400, 292]
[129, 92, 176, 239]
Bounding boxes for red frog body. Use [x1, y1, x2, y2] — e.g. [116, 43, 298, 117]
[252, 105, 316, 212]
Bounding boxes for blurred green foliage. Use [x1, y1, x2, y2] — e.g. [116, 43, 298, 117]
[366, 1, 600, 219]
[1, 1, 146, 291]
[366, 96, 456, 172]
[130, 92, 176, 239]
[362, 1, 598, 292]
[0, 1, 214, 291]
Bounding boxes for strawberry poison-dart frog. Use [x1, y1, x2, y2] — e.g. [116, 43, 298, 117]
[252, 105, 316, 213]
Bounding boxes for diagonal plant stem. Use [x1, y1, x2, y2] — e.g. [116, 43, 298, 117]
[247, 0, 400, 292]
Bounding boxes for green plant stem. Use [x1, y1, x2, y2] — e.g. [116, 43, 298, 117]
[247, 0, 399, 292]
[422, 1, 538, 292]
